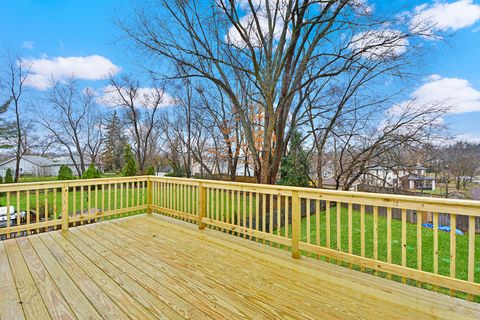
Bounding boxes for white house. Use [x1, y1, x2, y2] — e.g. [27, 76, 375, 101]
[0, 155, 55, 177]
[46, 156, 91, 176]
[362, 165, 435, 191]
[0, 155, 92, 178]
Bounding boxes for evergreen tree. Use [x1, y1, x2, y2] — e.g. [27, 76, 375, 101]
[81, 163, 101, 179]
[58, 165, 74, 180]
[102, 111, 126, 172]
[122, 144, 138, 176]
[278, 131, 310, 187]
[5, 168, 14, 183]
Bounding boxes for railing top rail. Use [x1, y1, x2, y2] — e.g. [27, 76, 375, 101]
[152, 176, 480, 215]
[0, 175, 151, 192]
[2, 175, 480, 214]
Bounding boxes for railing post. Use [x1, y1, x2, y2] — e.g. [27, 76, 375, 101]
[61, 182, 69, 232]
[198, 182, 206, 230]
[291, 190, 301, 259]
[147, 178, 153, 215]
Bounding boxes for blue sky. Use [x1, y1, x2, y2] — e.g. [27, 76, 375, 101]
[1, 0, 480, 139]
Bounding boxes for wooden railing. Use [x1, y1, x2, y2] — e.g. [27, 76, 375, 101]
[150, 176, 480, 301]
[1, 175, 479, 301]
[0, 176, 149, 238]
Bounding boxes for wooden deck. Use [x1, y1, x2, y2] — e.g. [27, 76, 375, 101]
[1, 214, 479, 320]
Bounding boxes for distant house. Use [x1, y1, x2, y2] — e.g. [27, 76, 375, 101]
[190, 159, 254, 177]
[156, 165, 173, 176]
[46, 156, 91, 176]
[400, 174, 436, 191]
[361, 165, 436, 191]
[0, 155, 91, 178]
[0, 155, 55, 177]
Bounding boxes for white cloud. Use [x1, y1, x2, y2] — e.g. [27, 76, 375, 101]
[390, 75, 480, 115]
[21, 41, 34, 50]
[98, 85, 175, 108]
[225, 0, 289, 47]
[350, 29, 408, 59]
[21, 55, 120, 90]
[350, 0, 375, 15]
[410, 0, 480, 35]
[455, 133, 480, 143]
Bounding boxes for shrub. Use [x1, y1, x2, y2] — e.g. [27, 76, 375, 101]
[146, 165, 156, 175]
[58, 165, 74, 180]
[4, 168, 13, 183]
[165, 168, 186, 177]
[0, 175, 3, 183]
[81, 163, 101, 179]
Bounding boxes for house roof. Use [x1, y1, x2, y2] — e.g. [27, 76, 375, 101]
[0, 155, 90, 168]
[44, 156, 91, 167]
[401, 173, 435, 181]
[0, 155, 54, 167]
[157, 165, 173, 172]
[369, 165, 427, 171]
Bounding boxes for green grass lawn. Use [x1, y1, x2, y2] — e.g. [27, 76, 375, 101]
[18, 176, 59, 183]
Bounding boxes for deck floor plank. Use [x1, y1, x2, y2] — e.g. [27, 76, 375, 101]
[36, 233, 131, 320]
[146, 214, 480, 319]
[1, 213, 480, 320]
[15, 237, 76, 320]
[77, 224, 256, 319]
[0, 241, 25, 320]
[84, 222, 325, 319]
[48, 231, 158, 320]
[72, 226, 214, 320]
[103, 218, 395, 319]
[64, 230, 183, 319]
[131, 214, 480, 318]
[26, 236, 105, 320]
[3, 239, 52, 320]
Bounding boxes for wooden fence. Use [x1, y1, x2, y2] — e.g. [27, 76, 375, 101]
[1, 176, 479, 301]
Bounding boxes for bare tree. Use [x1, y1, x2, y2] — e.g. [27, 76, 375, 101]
[104, 75, 167, 173]
[85, 112, 104, 168]
[196, 85, 244, 180]
[0, 53, 30, 181]
[316, 101, 446, 190]
[444, 142, 479, 191]
[119, 0, 437, 184]
[37, 77, 100, 176]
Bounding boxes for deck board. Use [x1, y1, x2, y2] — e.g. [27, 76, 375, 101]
[3, 239, 51, 320]
[104, 218, 396, 319]
[0, 241, 25, 320]
[1, 213, 479, 320]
